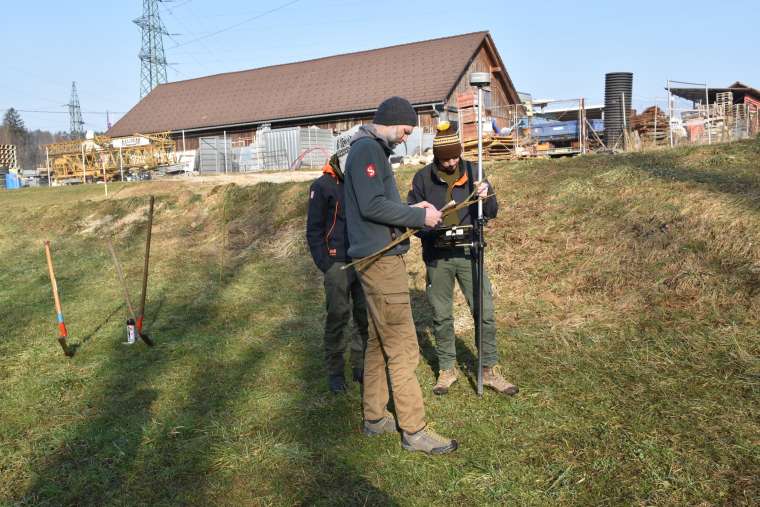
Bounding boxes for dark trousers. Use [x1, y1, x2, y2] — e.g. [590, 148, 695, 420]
[426, 255, 498, 371]
[323, 262, 369, 376]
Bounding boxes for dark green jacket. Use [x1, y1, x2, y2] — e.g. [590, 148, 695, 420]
[344, 126, 425, 259]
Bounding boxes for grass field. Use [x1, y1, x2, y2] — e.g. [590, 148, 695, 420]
[1, 139, 758, 506]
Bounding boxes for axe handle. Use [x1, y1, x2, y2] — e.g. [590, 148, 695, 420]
[44, 241, 71, 356]
[139, 196, 155, 323]
[107, 238, 137, 319]
[44, 241, 63, 316]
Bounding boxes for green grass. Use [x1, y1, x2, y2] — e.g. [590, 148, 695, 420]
[1, 139, 759, 505]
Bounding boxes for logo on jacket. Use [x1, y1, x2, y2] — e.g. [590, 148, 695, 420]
[365, 163, 376, 178]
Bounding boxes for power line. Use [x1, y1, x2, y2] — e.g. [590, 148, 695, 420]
[160, 0, 214, 73]
[8, 109, 126, 115]
[168, 0, 302, 49]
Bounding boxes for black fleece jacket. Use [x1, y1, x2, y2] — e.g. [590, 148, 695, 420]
[306, 159, 349, 272]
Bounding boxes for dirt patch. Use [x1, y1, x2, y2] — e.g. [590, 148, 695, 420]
[80, 214, 114, 235]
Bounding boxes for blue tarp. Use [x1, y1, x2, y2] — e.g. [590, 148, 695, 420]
[5, 172, 21, 190]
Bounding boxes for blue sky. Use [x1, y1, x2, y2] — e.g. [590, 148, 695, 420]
[3, 0, 758, 132]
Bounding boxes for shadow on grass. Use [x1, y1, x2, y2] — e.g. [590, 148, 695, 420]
[267, 259, 399, 506]
[21, 248, 397, 505]
[410, 287, 479, 393]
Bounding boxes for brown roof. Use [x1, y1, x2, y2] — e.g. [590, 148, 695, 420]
[108, 31, 512, 137]
[669, 81, 760, 103]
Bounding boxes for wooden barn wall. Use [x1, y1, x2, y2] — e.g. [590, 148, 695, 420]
[446, 45, 514, 118]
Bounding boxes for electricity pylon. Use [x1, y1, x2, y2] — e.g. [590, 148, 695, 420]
[68, 82, 85, 139]
[134, 0, 169, 98]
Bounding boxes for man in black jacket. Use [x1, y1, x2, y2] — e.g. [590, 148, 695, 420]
[408, 122, 518, 397]
[306, 153, 368, 393]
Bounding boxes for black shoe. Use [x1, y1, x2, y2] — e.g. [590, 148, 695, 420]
[329, 374, 347, 394]
[352, 368, 364, 384]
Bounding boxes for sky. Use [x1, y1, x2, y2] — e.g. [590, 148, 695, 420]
[3, 0, 758, 133]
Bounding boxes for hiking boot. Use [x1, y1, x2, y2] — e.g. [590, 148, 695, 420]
[482, 365, 518, 396]
[352, 367, 364, 384]
[432, 368, 458, 395]
[363, 411, 397, 436]
[328, 374, 346, 394]
[402, 426, 458, 455]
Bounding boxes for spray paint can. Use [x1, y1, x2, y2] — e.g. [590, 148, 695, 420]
[125, 318, 136, 345]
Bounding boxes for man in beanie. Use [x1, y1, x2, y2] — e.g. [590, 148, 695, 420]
[306, 153, 369, 394]
[407, 121, 518, 397]
[344, 96, 458, 454]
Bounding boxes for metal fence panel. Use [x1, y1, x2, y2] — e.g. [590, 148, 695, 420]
[199, 136, 234, 173]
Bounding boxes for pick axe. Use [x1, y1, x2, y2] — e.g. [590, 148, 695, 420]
[106, 237, 154, 346]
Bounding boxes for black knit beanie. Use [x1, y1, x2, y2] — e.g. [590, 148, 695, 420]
[373, 96, 418, 126]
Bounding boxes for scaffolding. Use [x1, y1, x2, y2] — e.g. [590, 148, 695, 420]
[45, 132, 176, 183]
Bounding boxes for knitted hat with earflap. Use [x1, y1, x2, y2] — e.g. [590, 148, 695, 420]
[432, 121, 463, 161]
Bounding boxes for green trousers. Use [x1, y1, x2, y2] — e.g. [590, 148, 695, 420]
[426, 255, 498, 371]
[323, 262, 369, 376]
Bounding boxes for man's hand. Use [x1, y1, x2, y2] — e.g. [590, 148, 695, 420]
[412, 201, 442, 227]
[423, 206, 442, 227]
[476, 181, 489, 198]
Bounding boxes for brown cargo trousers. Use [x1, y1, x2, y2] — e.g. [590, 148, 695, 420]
[357, 254, 426, 434]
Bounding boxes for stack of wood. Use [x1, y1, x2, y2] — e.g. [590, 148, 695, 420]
[457, 90, 521, 160]
[488, 135, 515, 160]
[461, 134, 520, 161]
[457, 90, 479, 142]
[631, 106, 669, 145]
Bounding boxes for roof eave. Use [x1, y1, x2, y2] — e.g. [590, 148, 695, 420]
[110, 101, 444, 137]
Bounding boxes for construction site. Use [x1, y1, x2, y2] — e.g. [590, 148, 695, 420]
[2, 1, 760, 505]
[1, 10, 756, 189]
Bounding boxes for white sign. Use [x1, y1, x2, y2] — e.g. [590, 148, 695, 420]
[112, 136, 151, 148]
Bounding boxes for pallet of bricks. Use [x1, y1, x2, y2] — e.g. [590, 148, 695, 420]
[631, 106, 669, 146]
[457, 90, 515, 161]
[0, 144, 18, 189]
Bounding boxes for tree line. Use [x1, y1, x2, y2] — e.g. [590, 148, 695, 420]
[1, 108, 78, 171]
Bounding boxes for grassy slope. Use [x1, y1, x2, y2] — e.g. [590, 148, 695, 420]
[0, 140, 758, 506]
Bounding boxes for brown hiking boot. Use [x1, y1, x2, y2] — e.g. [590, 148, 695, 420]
[432, 368, 458, 395]
[402, 425, 458, 455]
[363, 411, 397, 436]
[482, 365, 518, 396]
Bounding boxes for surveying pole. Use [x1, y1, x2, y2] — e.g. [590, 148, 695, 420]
[470, 71, 490, 397]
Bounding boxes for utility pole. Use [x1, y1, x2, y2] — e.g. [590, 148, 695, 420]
[134, 0, 169, 98]
[68, 82, 85, 139]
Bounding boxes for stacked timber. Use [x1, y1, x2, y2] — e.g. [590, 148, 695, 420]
[631, 106, 669, 145]
[462, 134, 520, 161]
[0, 144, 18, 170]
[457, 90, 479, 142]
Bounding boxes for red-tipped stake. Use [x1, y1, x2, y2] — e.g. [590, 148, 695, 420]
[44, 241, 73, 357]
